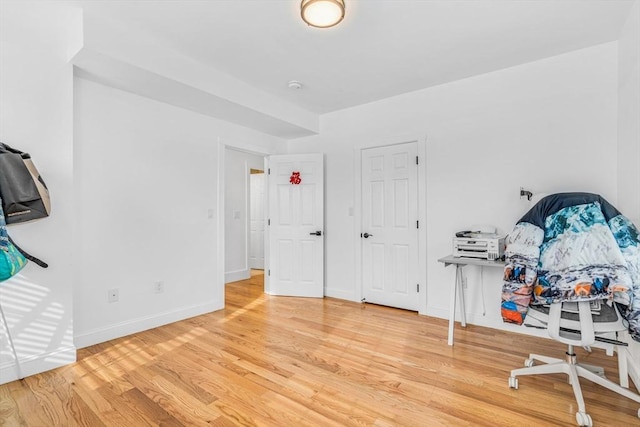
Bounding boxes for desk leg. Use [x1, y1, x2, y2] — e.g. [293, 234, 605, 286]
[448, 265, 468, 346]
[448, 265, 460, 346]
[458, 266, 467, 328]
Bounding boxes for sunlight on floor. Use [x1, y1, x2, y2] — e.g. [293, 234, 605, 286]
[218, 295, 267, 324]
[219, 269, 265, 324]
[78, 326, 210, 390]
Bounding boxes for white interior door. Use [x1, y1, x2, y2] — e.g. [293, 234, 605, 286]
[249, 172, 265, 269]
[361, 142, 419, 311]
[267, 153, 324, 297]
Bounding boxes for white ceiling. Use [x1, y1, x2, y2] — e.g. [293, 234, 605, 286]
[74, 0, 634, 115]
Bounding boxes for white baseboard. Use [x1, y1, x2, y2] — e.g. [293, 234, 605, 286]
[74, 299, 223, 349]
[0, 345, 76, 385]
[325, 288, 358, 302]
[424, 306, 453, 321]
[225, 269, 250, 283]
[425, 306, 551, 339]
[248, 261, 264, 269]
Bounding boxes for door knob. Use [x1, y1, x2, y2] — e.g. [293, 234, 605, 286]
[362, 233, 373, 238]
[309, 231, 322, 236]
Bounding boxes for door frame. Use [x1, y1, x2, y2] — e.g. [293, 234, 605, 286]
[216, 137, 275, 307]
[354, 134, 428, 314]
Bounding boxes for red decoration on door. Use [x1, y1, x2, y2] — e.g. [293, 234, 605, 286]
[289, 171, 302, 185]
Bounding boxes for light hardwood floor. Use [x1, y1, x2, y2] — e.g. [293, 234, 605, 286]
[1, 271, 639, 426]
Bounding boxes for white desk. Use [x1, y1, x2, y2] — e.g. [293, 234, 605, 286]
[438, 255, 505, 346]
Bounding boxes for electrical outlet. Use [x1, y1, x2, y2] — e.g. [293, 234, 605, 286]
[154, 281, 164, 294]
[108, 288, 119, 303]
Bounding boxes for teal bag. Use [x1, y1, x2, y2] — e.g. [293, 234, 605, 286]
[0, 199, 27, 281]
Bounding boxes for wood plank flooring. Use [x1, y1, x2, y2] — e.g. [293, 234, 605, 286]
[1, 271, 639, 426]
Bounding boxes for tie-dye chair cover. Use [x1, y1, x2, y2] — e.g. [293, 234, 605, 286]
[501, 192, 640, 342]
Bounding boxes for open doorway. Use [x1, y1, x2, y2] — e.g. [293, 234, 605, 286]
[224, 147, 266, 291]
[221, 148, 326, 301]
[248, 169, 265, 291]
[249, 169, 265, 270]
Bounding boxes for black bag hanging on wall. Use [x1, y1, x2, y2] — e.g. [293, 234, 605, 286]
[0, 142, 51, 224]
[0, 143, 49, 268]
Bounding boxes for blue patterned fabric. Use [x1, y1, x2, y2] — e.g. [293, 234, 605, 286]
[501, 193, 640, 342]
[0, 199, 27, 281]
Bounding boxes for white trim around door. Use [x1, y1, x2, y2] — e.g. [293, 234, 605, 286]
[354, 134, 428, 315]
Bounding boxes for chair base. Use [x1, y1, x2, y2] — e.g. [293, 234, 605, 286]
[509, 351, 640, 427]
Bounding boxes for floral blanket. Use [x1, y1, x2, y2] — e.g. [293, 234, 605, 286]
[501, 193, 640, 342]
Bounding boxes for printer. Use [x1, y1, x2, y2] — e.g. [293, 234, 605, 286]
[453, 231, 505, 260]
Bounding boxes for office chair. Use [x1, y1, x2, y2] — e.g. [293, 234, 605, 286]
[508, 300, 640, 427]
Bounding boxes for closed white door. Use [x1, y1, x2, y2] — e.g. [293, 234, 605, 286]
[267, 154, 324, 297]
[362, 142, 419, 311]
[249, 172, 265, 269]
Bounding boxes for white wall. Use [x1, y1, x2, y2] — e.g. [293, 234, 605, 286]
[0, 0, 634, 385]
[73, 78, 282, 348]
[225, 149, 264, 282]
[617, 0, 640, 372]
[0, 3, 77, 384]
[618, 0, 640, 223]
[288, 43, 619, 337]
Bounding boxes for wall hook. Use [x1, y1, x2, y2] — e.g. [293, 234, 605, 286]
[520, 187, 533, 201]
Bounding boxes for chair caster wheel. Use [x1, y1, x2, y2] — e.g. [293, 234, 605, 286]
[576, 411, 592, 426]
[524, 358, 534, 368]
[508, 376, 518, 389]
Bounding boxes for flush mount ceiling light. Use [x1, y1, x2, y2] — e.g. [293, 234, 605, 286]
[301, 0, 345, 28]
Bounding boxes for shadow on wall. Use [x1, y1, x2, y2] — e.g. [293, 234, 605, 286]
[0, 274, 75, 379]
